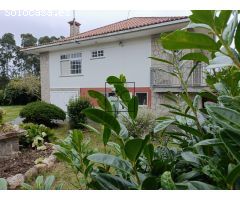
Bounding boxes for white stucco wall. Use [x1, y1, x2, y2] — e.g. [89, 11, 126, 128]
[49, 36, 152, 89]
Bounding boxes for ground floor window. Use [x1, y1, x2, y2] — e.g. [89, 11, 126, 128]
[136, 92, 148, 105]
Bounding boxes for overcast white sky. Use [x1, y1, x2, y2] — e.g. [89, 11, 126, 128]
[0, 10, 191, 45]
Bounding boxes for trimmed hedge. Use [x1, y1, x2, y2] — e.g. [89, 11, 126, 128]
[67, 97, 92, 129]
[20, 101, 66, 127]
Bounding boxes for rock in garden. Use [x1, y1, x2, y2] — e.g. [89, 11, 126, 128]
[24, 167, 38, 180]
[7, 173, 24, 189]
[42, 157, 55, 168]
[35, 163, 47, 172]
[48, 155, 56, 163]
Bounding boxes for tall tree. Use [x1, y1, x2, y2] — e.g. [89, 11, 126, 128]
[0, 33, 18, 88]
[38, 35, 62, 45]
[21, 33, 37, 47]
[20, 33, 40, 75]
[1, 33, 16, 46]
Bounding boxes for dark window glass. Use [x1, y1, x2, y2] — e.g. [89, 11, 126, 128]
[136, 93, 147, 105]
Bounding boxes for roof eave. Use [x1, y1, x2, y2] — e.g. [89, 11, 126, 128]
[21, 18, 190, 54]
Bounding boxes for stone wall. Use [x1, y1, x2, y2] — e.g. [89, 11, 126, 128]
[40, 53, 50, 102]
[0, 135, 19, 160]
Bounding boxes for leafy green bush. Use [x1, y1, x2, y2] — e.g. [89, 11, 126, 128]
[20, 123, 55, 149]
[0, 90, 5, 106]
[67, 97, 92, 129]
[0, 108, 3, 124]
[3, 76, 40, 105]
[206, 66, 240, 96]
[54, 129, 94, 189]
[20, 101, 66, 127]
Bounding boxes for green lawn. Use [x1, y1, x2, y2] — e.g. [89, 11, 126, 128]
[0, 105, 24, 123]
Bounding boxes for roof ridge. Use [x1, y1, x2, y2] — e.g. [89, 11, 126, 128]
[75, 16, 187, 37]
[22, 16, 189, 49]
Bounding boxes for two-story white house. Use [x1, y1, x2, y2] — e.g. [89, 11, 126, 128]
[22, 17, 206, 112]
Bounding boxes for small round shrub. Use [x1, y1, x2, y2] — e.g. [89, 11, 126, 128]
[20, 101, 66, 127]
[67, 97, 92, 129]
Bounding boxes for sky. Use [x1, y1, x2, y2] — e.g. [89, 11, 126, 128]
[0, 10, 191, 45]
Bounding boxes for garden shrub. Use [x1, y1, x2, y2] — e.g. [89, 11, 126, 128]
[20, 101, 66, 127]
[20, 123, 54, 150]
[67, 97, 92, 129]
[0, 108, 3, 124]
[0, 90, 5, 105]
[121, 108, 156, 137]
[3, 76, 40, 105]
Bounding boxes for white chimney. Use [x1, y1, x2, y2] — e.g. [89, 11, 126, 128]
[68, 19, 81, 37]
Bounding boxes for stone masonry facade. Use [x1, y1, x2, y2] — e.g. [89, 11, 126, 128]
[40, 53, 50, 103]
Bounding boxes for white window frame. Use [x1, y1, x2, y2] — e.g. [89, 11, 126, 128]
[91, 50, 105, 59]
[136, 92, 148, 106]
[60, 52, 82, 76]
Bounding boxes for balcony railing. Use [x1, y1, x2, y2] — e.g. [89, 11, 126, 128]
[150, 64, 206, 88]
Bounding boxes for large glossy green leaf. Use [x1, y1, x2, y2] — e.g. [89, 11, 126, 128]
[115, 84, 131, 105]
[185, 181, 218, 190]
[161, 171, 176, 190]
[91, 172, 136, 190]
[0, 178, 7, 190]
[218, 96, 240, 113]
[128, 96, 138, 120]
[235, 22, 240, 54]
[103, 126, 111, 146]
[215, 10, 232, 33]
[219, 129, 240, 162]
[44, 176, 55, 190]
[124, 136, 149, 162]
[181, 151, 200, 166]
[180, 52, 209, 64]
[144, 143, 154, 164]
[161, 30, 219, 51]
[222, 11, 238, 45]
[35, 176, 44, 189]
[227, 164, 240, 187]
[199, 90, 218, 102]
[154, 119, 175, 133]
[177, 171, 201, 182]
[82, 108, 121, 134]
[194, 138, 222, 147]
[206, 104, 240, 133]
[189, 10, 215, 28]
[88, 153, 133, 173]
[88, 90, 112, 112]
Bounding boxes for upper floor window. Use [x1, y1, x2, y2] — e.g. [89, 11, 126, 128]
[91, 50, 104, 59]
[60, 52, 82, 76]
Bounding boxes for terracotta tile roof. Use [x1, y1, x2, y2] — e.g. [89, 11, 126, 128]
[23, 16, 188, 49]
